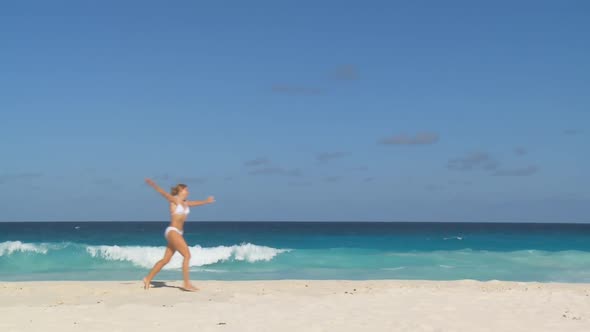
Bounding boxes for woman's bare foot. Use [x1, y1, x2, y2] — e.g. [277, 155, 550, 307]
[143, 277, 151, 290]
[183, 283, 199, 292]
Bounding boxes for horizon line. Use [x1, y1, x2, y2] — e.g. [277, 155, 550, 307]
[0, 220, 588, 225]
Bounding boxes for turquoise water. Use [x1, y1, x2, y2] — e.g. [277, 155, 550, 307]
[1, 222, 589, 282]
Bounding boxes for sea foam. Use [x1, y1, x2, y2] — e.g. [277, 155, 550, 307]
[86, 243, 291, 269]
[0, 241, 50, 256]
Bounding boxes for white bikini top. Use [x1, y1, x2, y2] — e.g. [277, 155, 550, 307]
[172, 201, 190, 215]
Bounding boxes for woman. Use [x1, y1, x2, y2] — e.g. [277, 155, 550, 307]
[143, 178, 215, 291]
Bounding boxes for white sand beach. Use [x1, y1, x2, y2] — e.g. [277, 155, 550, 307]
[1, 280, 589, 332]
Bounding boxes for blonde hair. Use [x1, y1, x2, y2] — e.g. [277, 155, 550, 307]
[170, 183, 187, 196]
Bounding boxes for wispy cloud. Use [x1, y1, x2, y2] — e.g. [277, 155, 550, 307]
[491, 165, 539, 177]
[178, 177, 208, 184]
[379, 132, 440, 146]
[244, 157, 271, 167]
[92, 177, 122, 189]
[81, 168, 97, 175]
[324, 176, 343, 183]
[544, 192, 586, 201]
[563, 129, 582, 136]
[246, 157, 303, 178]
[447, 151, 499, 171]
[93, 177, 114, 185]
[330, 64, 359, 81]
[514, 147, 527, 156]
[288, 181, 313, 187]
[449, 179, 473, 185]
[425, 184, 445, 191]
[153, 174, 171, 181]
[317, 151, 349, 163]
[0, 172, 43, 184]
[150, 174, 207, 185]
[249, 167, 303, 177]
[449, 151, 538, 177]
[271, 84, 324, 96]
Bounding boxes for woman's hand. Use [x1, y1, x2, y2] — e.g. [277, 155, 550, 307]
[145, 178, 156, 187]
[188, 196, 215, 207]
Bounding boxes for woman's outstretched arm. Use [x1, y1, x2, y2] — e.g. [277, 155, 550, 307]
[145, 178, 177, 203]
[187, 196, 215, 207]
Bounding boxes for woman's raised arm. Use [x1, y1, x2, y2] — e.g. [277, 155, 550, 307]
[145, 178, 177, 203]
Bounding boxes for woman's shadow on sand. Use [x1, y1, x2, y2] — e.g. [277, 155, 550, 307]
[149, 281, 187, 291]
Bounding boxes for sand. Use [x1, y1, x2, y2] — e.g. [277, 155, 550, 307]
[1, 280, 589, 332]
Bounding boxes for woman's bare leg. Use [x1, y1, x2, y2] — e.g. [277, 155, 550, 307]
[166, 232, 198, 291]
[143, 244, 175, 289]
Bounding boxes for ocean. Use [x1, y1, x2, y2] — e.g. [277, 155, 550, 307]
[1, 222, 589, 282]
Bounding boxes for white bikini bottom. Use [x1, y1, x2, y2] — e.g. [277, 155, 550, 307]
[164, 226, 183, 239]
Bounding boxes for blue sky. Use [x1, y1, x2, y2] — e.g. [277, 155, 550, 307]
[1, 1, 588, 222]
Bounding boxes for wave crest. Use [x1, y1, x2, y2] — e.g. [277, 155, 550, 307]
[0, 241, 50, 256]
[86, 243, 290, 269]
